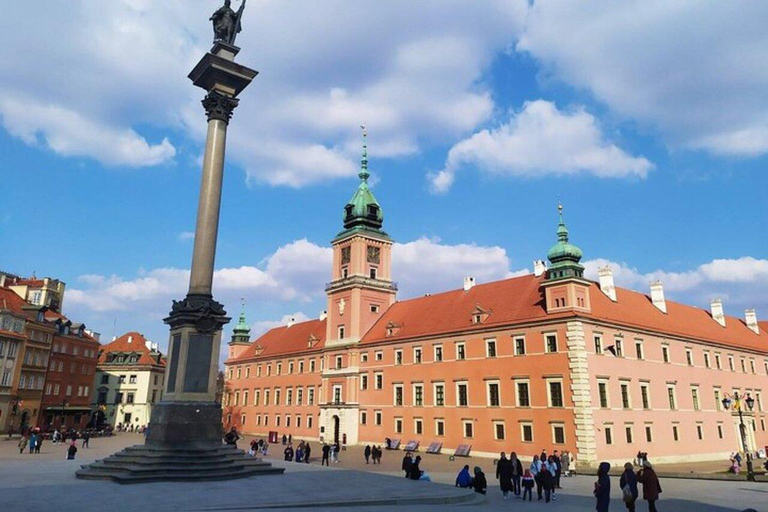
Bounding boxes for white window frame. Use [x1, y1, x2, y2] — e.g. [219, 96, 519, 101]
[620, 381, 631, 409]
[374, 410, 382, 426]
[520, 421, 534, 443]
[393, 384, 404, 406]
[462, 420, 474, 438]
[485, 338, 497, 358]
[493, 420, 506, 440]
[413, 383, 424, 406]
[395, 417, 403, 434]
[434, 382, 445, 406]
[635, 340, 644, 360]
[486, 380, 501, 407]
[394, 349, 403, 365]
[551, 423, 566, 444]
[435, 419, 445, 437]
[360, 374, 368, 390]
[374, 372, 383, 390]
[545, 333, 558, 353]
[514, 336, 526, 356]
[413, 347, 422, 364]
[598, 379, 610, 409]
[414, 418, 423, 435]
[434, 345, 443, 362]
[515, 379, 531, 407]
[604, 425, 614, 445]
[546, 378, 564, 408]
[456, 342, 466, 360]
[640, 382, 651, 410]
[456, 381, 469, 407]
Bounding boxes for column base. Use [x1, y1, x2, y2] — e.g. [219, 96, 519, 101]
[76, 401, 284, 483]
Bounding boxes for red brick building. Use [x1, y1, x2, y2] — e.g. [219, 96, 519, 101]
[39, 312, 101, 430]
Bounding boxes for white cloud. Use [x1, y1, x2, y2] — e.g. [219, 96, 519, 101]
[252, 312, 312, 338]
[518, 1, 768, 156]
[583, 257, 768, 314]
[392, 237, 518, 297]
[177, 231, 195, 241]
[0, 1, 527, 180]
[431, 100, 652, 193]
[0, 95, 175, 167]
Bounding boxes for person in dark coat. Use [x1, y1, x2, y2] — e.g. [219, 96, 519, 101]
[539, 461, 554, 503]
[594, 462, 611, 512]
[455, 465, 472, 488]
[66, 440, 78, 460]
[283, 444, 294, 462]
[472, 466, 487, 494]
[620, 462, 639, 512]
[402, 452, 413, 477]
[224, 427, 239, 448]
[510, 452, 523, 496]
[321, 443, 330, 466]
[636, 461, 662, 512]
[408, 455, 423, 480]
[553, 450, 562, 488]
[496, 452, 513, 500]
[364, 445, 372, 464]
[304, 443, 311, 463]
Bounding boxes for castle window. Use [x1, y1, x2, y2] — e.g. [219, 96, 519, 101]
[342, 267, 349, 279]
[369, 267, 377, 279]
[370, 304, 379, 313]
[344, 205, 353, 219]
[367, 205, 378, 218]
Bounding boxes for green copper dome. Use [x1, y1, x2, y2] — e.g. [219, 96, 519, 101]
[230, 301, 251, 344]
[341, 128, 385, 232]
[546, 205, 585, 280]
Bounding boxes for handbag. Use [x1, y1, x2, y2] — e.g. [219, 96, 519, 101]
[622, 484, 633, 502]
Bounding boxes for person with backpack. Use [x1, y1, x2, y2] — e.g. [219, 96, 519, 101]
[620, 462, 639, 511]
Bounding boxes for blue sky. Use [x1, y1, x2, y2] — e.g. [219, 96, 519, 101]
[1, 1, 766, 352]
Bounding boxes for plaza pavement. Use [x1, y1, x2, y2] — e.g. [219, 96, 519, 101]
[1, 433, 766, 511]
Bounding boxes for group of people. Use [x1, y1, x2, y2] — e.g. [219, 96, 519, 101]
[248, 438, 269, 456]
[283, 441, 312, 463]
[321, 442, 341, 465]
[596, 460, 662, 512]
[401, 452, 431, 481]
[17, 431, 79, 460]
[455, 465, 488, 494]
[363, 444, 383, 464]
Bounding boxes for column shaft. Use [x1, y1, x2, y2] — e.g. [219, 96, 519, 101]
[189, 118, 228, 295]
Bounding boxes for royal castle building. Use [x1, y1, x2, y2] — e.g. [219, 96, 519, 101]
[224, 141, 768, 468]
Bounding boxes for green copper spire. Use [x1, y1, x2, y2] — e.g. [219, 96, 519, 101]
[359, 124, 370, 182]
[335, 125, 387, 239]
[546, 204, 585, 280]
[230, 298, 251, 344]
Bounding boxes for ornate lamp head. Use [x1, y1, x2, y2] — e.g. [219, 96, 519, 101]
[722, 396, 732, 410]
[745, 394, 755, 411]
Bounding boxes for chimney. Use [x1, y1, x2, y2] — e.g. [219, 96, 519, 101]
[127, 335, 133, 344]
[286, 316, 296, 328]
[112, 335, 117, 341]
[533, 260, 547, 277]
[319, 310, 327, 321]
[145, 340, 152, 351]
[650, 280, 666, 313]
[463, 276, 476, 291]
[745, 309, 759, 334]
[598, 266, 617, 302]
[710, 299, 725, 327]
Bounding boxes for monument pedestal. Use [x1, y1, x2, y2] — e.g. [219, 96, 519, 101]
[76, 37, 280, 482]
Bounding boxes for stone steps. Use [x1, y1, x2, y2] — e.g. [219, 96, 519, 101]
[75, 444, 284, 483]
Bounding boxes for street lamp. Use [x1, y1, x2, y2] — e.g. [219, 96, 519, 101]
[61, 400, 69, 431]
[721, 391, 756, 482]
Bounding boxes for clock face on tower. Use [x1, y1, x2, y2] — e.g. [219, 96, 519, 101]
[367, 246, 380, 264]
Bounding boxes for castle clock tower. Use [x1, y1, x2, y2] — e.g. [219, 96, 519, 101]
[325, 129, 397, 347]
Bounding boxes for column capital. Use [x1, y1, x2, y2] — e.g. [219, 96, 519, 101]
[165, 293, 230, 333]
[201, 91, 239, 123]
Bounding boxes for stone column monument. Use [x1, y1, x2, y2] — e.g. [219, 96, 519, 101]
[77, 0, 282, 482]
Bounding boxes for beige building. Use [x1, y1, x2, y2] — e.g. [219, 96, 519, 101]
[1, 272, 66, 313]
[92, 332, 166, 429]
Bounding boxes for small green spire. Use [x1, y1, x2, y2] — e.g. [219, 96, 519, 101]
[546, 203, 584, 281]
[230, 298, 251, 344]
[359, 124, 370, 182]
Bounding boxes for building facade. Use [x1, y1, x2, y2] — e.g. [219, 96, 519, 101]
[224, 147, 768, 467]
[93, 332, 166, 429]
[39, 313, 101, 430]
[1, 273, 66, 312]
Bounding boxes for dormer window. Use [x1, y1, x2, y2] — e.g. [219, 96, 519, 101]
[385, 321, 402, 337]
[470, 305, 491, 324]
[367, 205, 378, 218]
[344, 205, 354, 219]
[473, 314, 482, 324]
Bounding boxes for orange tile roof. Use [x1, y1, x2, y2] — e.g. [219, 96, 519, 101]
[99, 331, 165, 367]
[231, 318, 326, 363]
[0, 286, 29, 314]
[362, 274, 555, 343]
[361, 273, 768, 353]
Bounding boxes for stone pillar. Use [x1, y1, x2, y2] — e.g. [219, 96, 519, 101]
[145, 44, 256, 450]
[565, 320, 598, 470]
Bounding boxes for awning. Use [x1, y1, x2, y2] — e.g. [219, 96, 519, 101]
[44, 406, 93, 412]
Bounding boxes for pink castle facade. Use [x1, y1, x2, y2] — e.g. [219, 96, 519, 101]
[224, 151, 768, 468]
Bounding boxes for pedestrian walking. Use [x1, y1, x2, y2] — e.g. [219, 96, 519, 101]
[304, 442, 311, 463]
[553, 450, 563, 488]
[295, 443, 304, 462]
[455, 465, 472, 488]
[284, 444, 294, 461]
[28, 433, 37, 454]
[364, 444, 372, 464]
[530, 454, 543, 500]
[321, 443, 330, 466]
[540, 458, 555, 503]
[522, 469, 535, 501]
[510, 452, 523, 497]
[332, 442, 340, 463]
[402, 452, 413, 477]
[82, 432, 90, 448]
[67, 440, 78, 460]
[562, 450, 571, 477]
[282, 434, 287, 445]
[472, 466, 487, 494]
[288, 434, 292, 445]
[594, 462, 611, 512]
[636, 461, 662, 512]
[18, 436, 27, 454]
[35, 434, 43, 454]
[496, 452, 513, 500]
[620, 462, 639, 512]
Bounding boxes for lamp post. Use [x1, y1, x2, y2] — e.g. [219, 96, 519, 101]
[721, 391, 756, 482]
[61, 399, 69, 431]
